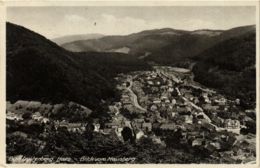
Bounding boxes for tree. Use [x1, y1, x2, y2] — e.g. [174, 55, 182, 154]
[22, 112, 32, 120]
[165, 128, 183, 149]
[85, 123, 94, 140]
[121, 126, 134, 142]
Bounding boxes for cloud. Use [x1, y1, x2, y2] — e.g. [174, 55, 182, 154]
[7, 7, 256, 38]
[99, 14, 148, 34]
[64, 14, 87, 23]
[182, 19, 216, 30]
[61, 13, 215, 36]
[61, 13, 148, 35]
[47, 13, 219, 37]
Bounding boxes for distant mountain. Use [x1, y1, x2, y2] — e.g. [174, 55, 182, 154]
[52, 34, 104, 45]
[190, 29, 223, 36]
[193, 30, 256, 108]
[6, 22, 150, 110]
[61, 25, 255, 64]
[61, 28, 190, 53]
[6, 22, 256, 109]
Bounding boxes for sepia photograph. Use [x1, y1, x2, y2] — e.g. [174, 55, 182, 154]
[2, 1, 259, 165]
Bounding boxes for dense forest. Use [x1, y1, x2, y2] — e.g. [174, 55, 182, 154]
[193, 31, 256, 108]
[6, 22, 151, 110]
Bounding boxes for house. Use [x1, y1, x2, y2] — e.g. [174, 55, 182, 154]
[105, 122, 119, 129]
[224, 119, 240, 129]
[168, 87, 174, 92]
[13, 100, 29, 110]
[67, 123, 83, 132]
[122, 83, 127, 87]
[39, 103, 53, 114]
[52, 104, 64, 114]
[177, 107, 188, 114]
[202, 92, 208, 98]
[150, 104, 158, 111]
[124, 120, 132, 128]
[160, 123, 176, 131]
[184, 115, 193, 124]
[147, 81, 154, 85]
[202, 104, 219, 111]
[193, 97, 200, 104]
[175, 87, 182, 96]
[235, 98, 240, 105]
[55, 120, 68, 128]
[136, 130, 145, 140]
[205, 144, 217, 153]
[115, 102, 122, 109]
[222, 155, 236, 163]
[168, 81, 173, 87]
[102, 128, 112, 134]
[42, 118, 49, 124]
[142, 122, 152, 132]
[12, 131, 28, 138]
[180, 88, 191, 94]
[94, 123, 100, 132]
[146, 76, 151, 80]
[184, 93, 194, 101]
[123, 104, 134, 111]
[210, 151, 220, 159]
[243, 116, 254, 122]
[171, 112, 177, 118]
[192, 138, 204, 147]
[152, 122, 161, 130]
[6, 101, 12, 111]
[232, 145, 243, 156]
[166, 105, 173, 112]
[171, 99, 177, 105]
[6, 111, 23, 121]
[26, 101, 42, 111]
[151, 135, 163, 144]
[132, 121, 142, 129]
[212, 117, 224, 127]
[210, 142, 221, 150]
[151, 73, 157, 78]
[214, 97, 227, 106]
[108, 105, 117, 114]
[245, 109, 256, 113]
[115, 127, 124, 137]
[32, 112, 42, 121]
[160, 95, 168, 100]
[122, 95, 130, 99]
[201, 122, 216, 132]
[196, 114, 204, 120]
[134, 118, 145, 123]
[153, 98, 161, 104]
[121, 98, 132, 105]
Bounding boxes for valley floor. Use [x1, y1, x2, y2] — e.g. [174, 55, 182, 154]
[6, 66, 256, 164]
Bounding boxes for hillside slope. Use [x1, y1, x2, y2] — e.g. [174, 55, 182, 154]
[52, 33, 104, 45]
[61, 25, 255, 64]
[6, 22, 150, 109]
[193, 31, 256, 108]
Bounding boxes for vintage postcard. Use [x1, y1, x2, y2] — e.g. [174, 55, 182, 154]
[0, 0, 259, 167]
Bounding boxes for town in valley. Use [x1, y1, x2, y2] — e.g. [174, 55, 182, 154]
[6, 65, 256, 163]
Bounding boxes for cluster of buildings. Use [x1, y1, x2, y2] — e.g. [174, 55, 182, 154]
[6, 100, 93, 134]
[113, 68, 255, 162]
[6, 66, 256, 163]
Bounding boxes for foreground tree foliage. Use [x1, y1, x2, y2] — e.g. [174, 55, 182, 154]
[7, 125, 208, 163]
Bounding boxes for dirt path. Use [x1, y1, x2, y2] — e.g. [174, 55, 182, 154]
[126, 79, 147, 112]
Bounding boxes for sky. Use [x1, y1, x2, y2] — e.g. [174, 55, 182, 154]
[7, 6, 256, 39]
